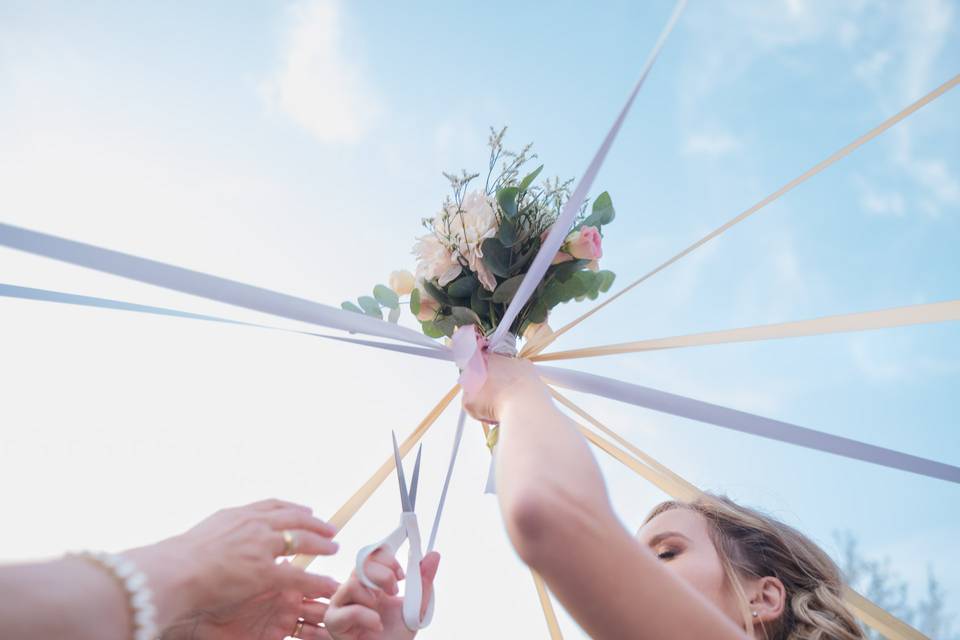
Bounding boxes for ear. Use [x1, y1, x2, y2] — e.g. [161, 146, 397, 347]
[749, 575, 786, 627]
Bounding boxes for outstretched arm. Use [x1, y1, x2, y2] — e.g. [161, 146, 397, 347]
[465, 355, 747, 640]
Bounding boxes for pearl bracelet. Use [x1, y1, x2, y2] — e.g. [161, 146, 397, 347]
[74, 550, 159, 640]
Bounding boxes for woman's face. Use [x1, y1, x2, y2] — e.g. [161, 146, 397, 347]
[636, 508, 743, 624]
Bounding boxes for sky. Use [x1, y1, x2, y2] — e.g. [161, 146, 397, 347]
[0, 1, 958, 638]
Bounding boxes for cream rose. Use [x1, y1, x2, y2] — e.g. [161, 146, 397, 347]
[389, 269, 416, 295]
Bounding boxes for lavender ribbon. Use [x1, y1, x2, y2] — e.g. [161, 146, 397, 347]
[0, 283, 453, 362]
[487, 0, 688, 349]
[538, 365, 960, 484]
[0, 223, 442, 350]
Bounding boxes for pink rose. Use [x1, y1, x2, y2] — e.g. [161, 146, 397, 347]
[415, 285, 441, 322]
[564, 226, 603, 260]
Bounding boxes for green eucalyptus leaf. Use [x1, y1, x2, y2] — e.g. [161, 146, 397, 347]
[447, 274, 479, 298]
[410, 287, 421, 315]
[518, 164, 544, 191]
[597, 270, 616, 293]
[481, 238, 513, 277]
[548, 259, 589, 283]
[497, 217, 520, 247]
[433, 314, 458, 338]
[497, 186, 520, 218]
[421, 320, 445, 339]
[373, 284, 399, 309]
[388, 306, 401, 323]
[357, 296, 382, 319]
[470, 287, 490, 319]
[584, 191, 615, 228]
[525, 300, 548, 324]
[449, 306, 482, 328]
[341, 301, 364, 314]
[491, 274, 525, 304]
[422, 280, 452, 306]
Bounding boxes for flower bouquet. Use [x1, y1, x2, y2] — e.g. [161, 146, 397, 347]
[343, 128, 617, 346]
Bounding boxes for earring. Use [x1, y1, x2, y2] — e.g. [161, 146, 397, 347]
[752, 611, 759, 618]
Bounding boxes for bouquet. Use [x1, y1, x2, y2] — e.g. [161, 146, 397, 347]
[343, 127, 617, 345]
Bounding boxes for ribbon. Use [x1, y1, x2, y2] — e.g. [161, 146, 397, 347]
[554, 389, 925, 640]
[488, 0, 688, 349]
[451, 325, 489, 394]
[0, 223, 442, 350]
[532, 300, 960, 362]
[523, 72, 960, 359]
[0, 283, 454, 363]
[539, 365, 960, 484]
[292, 386, 460, 569]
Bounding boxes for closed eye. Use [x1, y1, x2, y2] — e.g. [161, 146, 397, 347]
[657, 549, 679, 561]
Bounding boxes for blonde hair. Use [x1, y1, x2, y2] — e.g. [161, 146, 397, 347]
[645, 495, 865, 640]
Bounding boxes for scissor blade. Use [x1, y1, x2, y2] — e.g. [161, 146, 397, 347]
[409, 444, 423, 511]
[391, 431, 413, 513]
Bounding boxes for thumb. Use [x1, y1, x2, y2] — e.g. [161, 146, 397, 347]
[419, 552, 441, 616]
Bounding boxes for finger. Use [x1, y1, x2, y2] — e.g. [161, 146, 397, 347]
[420, 551, 441, 617]
[248, 498, 313, 513]
[300, 600, 329, 625]
[329, 576, 377, 609]
[369, 547, 404, 580]
[272, 529, 339, 558]
[299, 622, 332, 640]
[360, 560, 398, 596]
[323, 604, 383, 634]
[273, 563, 340, 598]
[263, 509, 337, 539]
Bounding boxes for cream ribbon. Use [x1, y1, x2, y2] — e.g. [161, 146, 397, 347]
[549, 387, 927, 640]
[522, 72, 960, 359]
[532, 300, 960, 362]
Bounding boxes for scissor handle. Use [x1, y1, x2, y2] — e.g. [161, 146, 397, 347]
[355, 523, 407, 591]
[399, 512, 424, 631]
[355, 514, 433, 631]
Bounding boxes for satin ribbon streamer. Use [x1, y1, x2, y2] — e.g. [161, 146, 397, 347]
[0, 223, 441, 350]
[539, 365, 960, 484]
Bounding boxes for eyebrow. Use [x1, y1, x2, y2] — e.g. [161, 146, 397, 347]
[647, 531, 693, 547]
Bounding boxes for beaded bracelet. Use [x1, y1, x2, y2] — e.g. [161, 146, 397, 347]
[74, 550, 159, 640]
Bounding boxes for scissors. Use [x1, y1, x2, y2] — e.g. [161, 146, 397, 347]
[355, 432, 435, 631]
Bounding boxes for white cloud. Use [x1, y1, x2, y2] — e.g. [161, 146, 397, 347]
[260, 0, 381, 143]
[853, 49, 892, 84]
[855, 176, 906, 217]
[682, 130, 741, 157]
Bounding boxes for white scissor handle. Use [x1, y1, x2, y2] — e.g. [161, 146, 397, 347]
[355, 521, 406, 590]
[354, 513, 435, 631]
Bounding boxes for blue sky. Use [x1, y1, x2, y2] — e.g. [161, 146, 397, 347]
[1, 1, 958, 637]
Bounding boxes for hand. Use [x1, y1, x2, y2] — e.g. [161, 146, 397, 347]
[163, 575, 337, 640]
[462, 354, 548, 424]
[324, 549, 441, 640]
[128, 499, 339, 627]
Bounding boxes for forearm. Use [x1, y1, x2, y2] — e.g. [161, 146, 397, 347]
[494, 381, 747, 640]
[495, 380, 614, 548]
[0, 557, 129, 640]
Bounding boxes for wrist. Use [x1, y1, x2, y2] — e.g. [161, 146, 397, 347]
[124, 537, 198, 629]
[497, 373, 551, 417]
